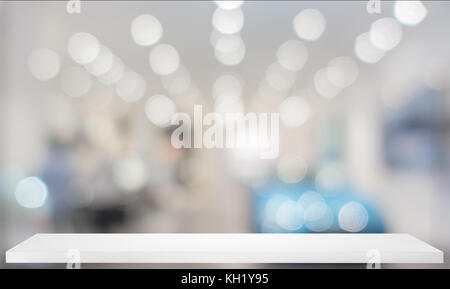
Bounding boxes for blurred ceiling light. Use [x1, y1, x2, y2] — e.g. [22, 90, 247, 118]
[304, 202, 333, 232]
[293, 8, 326, 41]
[212, 8, 244, 35]
[215, 40, 246, 66]
[338, 201, 369, 232]
[276, 40, 309, 72]
[68, 32, 101, 65]
[85, 46, 114, 76]
[298, 191, 325, 208]
[279, 95, 310, 128]
[327, 56, 359, 88]
[354, 32, 385, 64]
[394, 0, 427, 26]
[60, 66, 92, 97]
[115, 71, 147, 103]
[212, 73, 242, 99]
[131, 14, 163, 46]
[162, 66, 192, 95]
[214, 0, 244, 10]
[15, 176, 48, 209]
[369, 17, 403, 51]
[314, 68, 342, 98]
[145, 94, 176, 127]
[114, 156, 149, 192]
[27, 48, 60, 81]
[315, 161, 346, 193]
[423, 58, 450, 92]
[97, 56, 125, 85]
[276, 154, 308, 184]
[276, 200, 305, 231]
[265, 62, 297, 92]
[149, 44, 180, 76]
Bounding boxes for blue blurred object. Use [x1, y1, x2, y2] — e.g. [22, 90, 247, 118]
[251, 179, 385, 234]
[383, 86, 446, 170]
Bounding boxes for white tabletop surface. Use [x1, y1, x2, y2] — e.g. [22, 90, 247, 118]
[5, 233, 443, 264]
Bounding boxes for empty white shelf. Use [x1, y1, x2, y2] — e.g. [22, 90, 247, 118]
[5, 233, 443, 264]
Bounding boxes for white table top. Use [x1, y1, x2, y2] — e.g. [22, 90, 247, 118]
[5, 233, 443, 264]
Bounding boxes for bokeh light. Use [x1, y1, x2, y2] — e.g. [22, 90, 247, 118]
[68, 32, 101, 65]
[212, 8, 244, 35]
[354, 32, 385, 64]
[27, 48, 60, 81]
[279, 95, 310, 128]
[276, 154, 308, 184]
[97, 56, 125, 85]
[298, 191, 325, 208]
[145, 94, 176, 127]
[276, 40, 308, 72]
[314, 68, 342, 98]
[114, 156, 149, 192]
[338, 201, 369, 232]
[304, 201, 333, 232]
[214, 0, 244, 10]
[115, 71, 147, 103]
[14, 176, 48, 209]
[149, 44, 180, 76]
[293, 8, 326, 41]
[327, 56, 359, 88]
[315, 161, 346, 194]
[275, 200, 305, 231]
[215, 38, 246, 66]
[212, 73, 242, 99]
[394, 1, 427, 26]
[265, 61, 297, 92]
[162, 66, 192, 96]
[265, 194, 290, 219]
[215, 34, 243, 54]
[60, 66, 92, 97]
[214, 93, 244, 115]
[85, 45, 114, 77]
[131, 14, 163, 46]
[370, 17, 403, 51]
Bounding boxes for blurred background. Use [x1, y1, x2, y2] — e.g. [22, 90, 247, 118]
[1, 0, 450, 268]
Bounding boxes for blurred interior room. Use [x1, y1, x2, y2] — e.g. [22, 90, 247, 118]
[1, 0, 450, 268]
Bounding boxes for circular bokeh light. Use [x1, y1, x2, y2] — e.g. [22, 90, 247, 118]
[131, 14, 163, 46]
[68, 32, 101, 65]
[276, 40, 308, 72]
[27, 48, 60, 81]
[149, 44, 180, 76]
[279, 96, 310, 128]
[212, 8, 244, 35]
[145, 94, 176, 127]
[15, 176, 48, 209]
[293, 9, 326, 41]
[338, 201, 369, 232]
